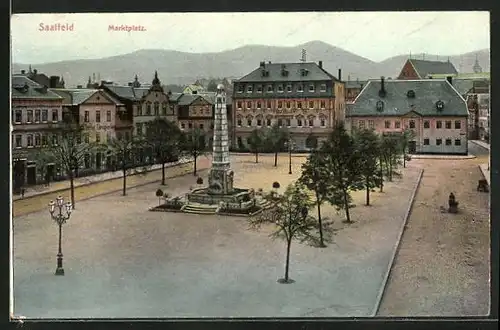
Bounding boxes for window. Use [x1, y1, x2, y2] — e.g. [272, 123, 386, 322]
[15, 134, 22, 148]
[153, 102, 159, 115]
[136, 123, 143, 135]
[14, 110, 22, 123]
[35, 109, 41, 122]
[286, 101, 291, 109]
[35, 133, 41, 146]
[409, 120, 415, 129]
[277, 85, 283, 93]
[309, 84, 315, 92]
[320, 101, 326, 109]
[27, 110, 33, 123]
[278, 119, 283, 127]
[210, 124, 214, 130]
[298, 84, 304, 92]
[247, 85, 253, 93]
[309, 101, 314, 109]
[320, 84, 327, 92]
[424, 138, 430, 145]
[297, 102, 302, 109]
[266, 118, 271, 126]
[286, 85, 292, 92]
[247, 118, 252, 126]
[162, 103, 168, 115]
[455, 120, 461, 129]
[146, 102, 152, 115]
[308, 118, 314, 127]
[247, 101, 252, 109]
[267, 85, 273, 93]
[320, 119, 326, 127]
[84, 133, 90, 143]
[95, 132, 101, 143]
[237, 85, 244, 93]
[445, 121, 452, 129]
[237, 101, 242, 109]
[455, 139, 461, 146]
[84, 154, 90, 168]
[199, 124, 204, 129]
[181, 123, 186, 129]
[267, 101, 272, 109]
[42, 134, 48, 146]
[188, 123, 193, 129]
[286, 119, 291, 127]
[436, 138, 442, 146]
[424, 121, 430, 128]
[385, 120, 391, 128]
[445, 139, 452, 146]
[257, 102, 261, 109]
[297, 118, 303, 127]
[395, 121, 401, 129]
[84, 111, 90, 122]
[359, 120, 366, 129]
[278, 101, 283, 109]
[96, 111, 101, 122]
[257, 119, 262, 126]
[237, 118, 242, 126]
[107, 110, 112, 121]
[52, 134, 59, 146]
[27, 134, 33, 147]
[368, 120, 375, 129]
[257, 85, 262, 93]
[436, 121, 442, 129]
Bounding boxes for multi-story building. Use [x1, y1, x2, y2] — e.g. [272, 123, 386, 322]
[345, 80, 367, 103]
[397, 58, 458, 80]
[232, 61, 345, 150]
[11, 75, 64, 189]
[176, 93, 214, 147]
[19, 66, 65, 88]
[347, 77, 469, 155]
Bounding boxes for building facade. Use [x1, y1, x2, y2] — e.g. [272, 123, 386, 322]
[176, 94, 214, 147]
[11, 75, 64, 189]
[347, 78, 469, 155]
[345, 80, 367, 103]
[232, 61, 345, 150]
[397, 59, 458, 80]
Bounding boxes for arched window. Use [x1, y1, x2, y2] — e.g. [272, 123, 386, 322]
[246, 115, 253, 126]
[236, 115, 243, 126]
[154, 102, 160, 115]
[146, 102, 152, 115]
[162, 102, 168, 115]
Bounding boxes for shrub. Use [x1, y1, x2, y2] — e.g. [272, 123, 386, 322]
[196, 177, 204, 185]
[272, 181, 280, 189]
[155, 189, 164, 197]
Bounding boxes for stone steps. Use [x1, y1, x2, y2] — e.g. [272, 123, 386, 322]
[182, 203, 219, 215]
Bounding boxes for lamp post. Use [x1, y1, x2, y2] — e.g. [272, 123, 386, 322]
[48, 196, 72, 276]
[285, 137, 294, 175]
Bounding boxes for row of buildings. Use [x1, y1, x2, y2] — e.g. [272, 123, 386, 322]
[11, 55, 489, 188]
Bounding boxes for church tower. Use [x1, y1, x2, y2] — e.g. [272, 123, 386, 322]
[473, 53, 483, 73]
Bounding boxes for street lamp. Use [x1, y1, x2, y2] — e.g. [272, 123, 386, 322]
[48, 196, 72, 276]
[285, 137, 294, 175]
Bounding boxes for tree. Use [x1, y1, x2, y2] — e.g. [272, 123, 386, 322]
[353, 129, 382, 206]
[379, 134, 401, 182]
[107, 136, 148, 196]
[180, 128, 207, 176]
[145, 118, 182, 185]
[206, 80, 218, 92]
[299, 150, 331, 247]
[248, 128, 264, 163]
[305, 133, 318, 150]
[248, 182, 317, 283]
[399, 128, 415, 168]
[263, 124, 288, 167]
[320, 123, 363, 223]
[33, 147, 57, 186]
[40, 118, 97, 209]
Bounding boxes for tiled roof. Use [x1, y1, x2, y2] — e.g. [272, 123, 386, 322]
[451, 79, 475, 96]
[237, 62, 336, 82]
[349, 79, 468, 117]
[177, 94, 201, 106]
[11, 75, 63, 100]
[345, 80, 367, 89]
[409, 59, 458, 78]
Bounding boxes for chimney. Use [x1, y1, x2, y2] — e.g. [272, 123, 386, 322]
[49, 76, 60, 88]
[318, 60, 323, 68]
[259, 61, 265, 68]
[21, 70, 25, 74]
[379, 76, 386, 97]
[77, 85, 83, 89]
[33, 69, 38, 74]
[446, 76, 453, 85]
[338, 69, 342, 81]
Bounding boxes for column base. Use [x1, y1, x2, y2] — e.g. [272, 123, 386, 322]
[55, 267, 65, 276]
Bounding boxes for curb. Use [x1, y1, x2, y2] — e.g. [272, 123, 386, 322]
[371, 168, 425, 317]
[12, 160, 194, 201]
[13, 168, 210, 218]
[410, 155, 476, 160]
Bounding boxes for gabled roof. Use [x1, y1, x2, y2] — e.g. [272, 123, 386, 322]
[51, 88, 123, 105]
[349, 79, 468, 117]
[237, 62, 337, 82]
[11, 75, 63, 100]
[408, 59, 458, 78]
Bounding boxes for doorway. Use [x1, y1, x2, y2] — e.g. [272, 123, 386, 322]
[408, 141, 417, 154]
[27, 166, 37, 185]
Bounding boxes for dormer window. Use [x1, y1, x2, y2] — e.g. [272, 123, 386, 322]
[376, 101, 384, 111]
[309, 84, 315, 92]
[237, 85, 244, 93]
[297, 84, 304, 92]
[267, 85, 273, 93]
[407, 90, 415, 98]
[277, 85, 284, 93]
[286, 85, 292, 92]
[247, 85, 253, 93]
[320, 84, 327, 92]
[256, 85, 263, 93]
[436, 100, 445, 111]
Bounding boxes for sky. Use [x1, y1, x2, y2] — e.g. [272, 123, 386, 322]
[11, 12, 490, 64]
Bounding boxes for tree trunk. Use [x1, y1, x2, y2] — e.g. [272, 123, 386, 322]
[316, 193, 325, 247]
[69, 173, 75, 209]
[366, 177, 370, 206]
[389, 158, 393, 181]
[343, 189, 352, 223]
[122, 167, 127, 196]
[161, 162, 166, 185]
[255, 152, 259, 163]
[379, 157, 384, 192]
[284, 238, 292, 282]
[403, 149, 406, 168]
[193, 154, 198, 176]
[274, 152, 278, 167]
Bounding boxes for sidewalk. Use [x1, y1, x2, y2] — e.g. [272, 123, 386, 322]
[470, 140, 490, 151]
[12, 158, 192, 201]
[479, 164, 490, 186]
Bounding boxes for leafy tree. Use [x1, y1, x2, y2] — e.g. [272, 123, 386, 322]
[206, 80, 218, 92]
[379, 134, 401, 182]
[399, 128, 415, 168]
[263, 124, 288, 167]
[180, 128, 207, 176]
[299, 150, 331, 247]
[248, 182, 317, 283]
[145, 118, 182, 185]
[33, 147, 57, 186]
[248, 128, 264, 163]
[107, 136, 148, 196]
[305, 133, 318, 150]
[353, 129, 382, 206]
[320, 123, 363, 223]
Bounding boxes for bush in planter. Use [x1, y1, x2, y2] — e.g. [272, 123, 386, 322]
[272, 181, 280, 189]
[155, 189, 164, 206]
[196, 177, 204, 185]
